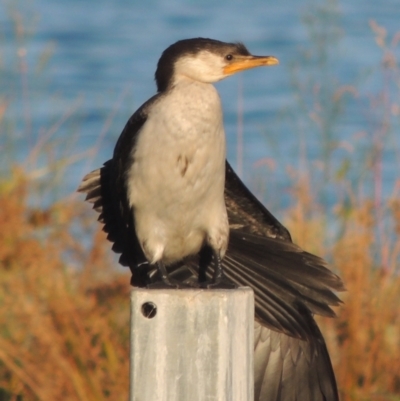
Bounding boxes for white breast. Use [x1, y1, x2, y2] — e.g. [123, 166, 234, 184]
[127, 81, 229, 264]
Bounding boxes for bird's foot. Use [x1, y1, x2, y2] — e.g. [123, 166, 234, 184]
[146, 261, 182, 289]
[199, 251, 237, 289]
[201, 277, 238, 289]
[146, 279, 180, 289]
[147, 277, 199, 289]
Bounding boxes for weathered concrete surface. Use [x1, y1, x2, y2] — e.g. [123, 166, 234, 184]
[130, 287, 254, 401]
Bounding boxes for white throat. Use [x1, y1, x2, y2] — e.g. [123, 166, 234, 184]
[172, 51, 227, 86]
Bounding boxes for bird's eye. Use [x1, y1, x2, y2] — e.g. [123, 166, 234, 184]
[225, 54, 233, 61]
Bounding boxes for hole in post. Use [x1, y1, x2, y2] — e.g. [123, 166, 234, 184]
[141, 302, 157, 318]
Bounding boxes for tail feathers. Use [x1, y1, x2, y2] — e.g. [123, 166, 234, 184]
[254, 320, 339, 401]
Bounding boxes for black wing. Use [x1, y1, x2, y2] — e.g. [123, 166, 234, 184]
[225, 161, 292, 241]
[79, 112, 344, 400]
[78, 94, 163, 285]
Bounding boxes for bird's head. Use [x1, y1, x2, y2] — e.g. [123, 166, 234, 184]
[155, 38, 279, 92]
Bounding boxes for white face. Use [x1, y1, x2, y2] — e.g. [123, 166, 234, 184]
[172, 51, 228, 85]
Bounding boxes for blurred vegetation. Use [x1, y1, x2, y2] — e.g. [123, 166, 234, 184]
[0, 1, 400, 401]
[0, 172, 130, 400]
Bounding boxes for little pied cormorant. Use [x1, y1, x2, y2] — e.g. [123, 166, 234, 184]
[78, 38, 344, 401]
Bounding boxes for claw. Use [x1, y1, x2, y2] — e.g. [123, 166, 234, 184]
[200, 251, 237, 289]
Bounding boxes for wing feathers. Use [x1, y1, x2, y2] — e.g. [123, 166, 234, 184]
[78, 120, 343, 400]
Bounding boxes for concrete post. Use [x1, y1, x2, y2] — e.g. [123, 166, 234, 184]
[130, 287, 254, 401]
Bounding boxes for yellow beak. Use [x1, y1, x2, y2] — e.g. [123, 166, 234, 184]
[223, 55, 279, 75]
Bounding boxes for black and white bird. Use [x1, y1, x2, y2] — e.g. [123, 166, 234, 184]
[79, 38, 344, 401]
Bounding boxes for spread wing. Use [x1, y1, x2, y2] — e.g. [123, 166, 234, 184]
[78, 118, 344, 401]
[78, 94, 163, 285]
[225, 161, 292, 241]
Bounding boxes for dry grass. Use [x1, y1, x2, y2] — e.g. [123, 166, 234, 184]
[333, 247, 400, 399]
[285, 173, 400, 401]
[331, 198, 400, 401]
[0, 171, 131, 400]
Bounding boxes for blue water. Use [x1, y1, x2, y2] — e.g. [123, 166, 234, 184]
[1, 0, 399, 214]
